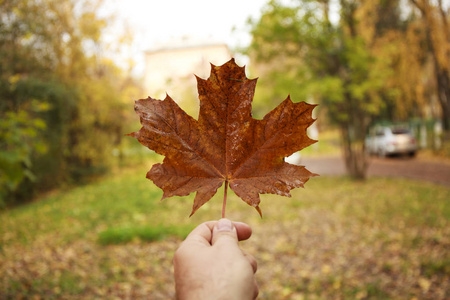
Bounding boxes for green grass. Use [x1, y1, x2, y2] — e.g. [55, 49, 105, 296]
[0, 166, 196, 247]
[300, 129, 341, 156]
[1, 165, 449, 299]
[1, 167, 448, 248]
[259, 176, 450, 229]
[97, 225, 193, 245]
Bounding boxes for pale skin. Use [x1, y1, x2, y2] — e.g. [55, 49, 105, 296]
[173, 219, 258, 300]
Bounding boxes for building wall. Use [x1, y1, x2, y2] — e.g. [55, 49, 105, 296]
[143, 43, 232, 100]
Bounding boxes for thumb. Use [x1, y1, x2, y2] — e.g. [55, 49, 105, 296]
[211, 218, 239, 246]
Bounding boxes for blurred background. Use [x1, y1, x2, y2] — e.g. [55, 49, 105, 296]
[1, 0, 449, 299]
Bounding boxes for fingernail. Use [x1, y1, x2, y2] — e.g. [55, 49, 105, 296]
[217, 218, 233, 232]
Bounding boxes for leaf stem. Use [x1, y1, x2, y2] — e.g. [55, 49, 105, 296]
[222, 180, 228, 218]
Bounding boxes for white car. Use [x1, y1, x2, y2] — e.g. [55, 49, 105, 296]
[366, 126, 418, 157]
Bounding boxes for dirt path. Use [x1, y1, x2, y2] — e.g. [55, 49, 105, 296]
[300, 155, 450, 187]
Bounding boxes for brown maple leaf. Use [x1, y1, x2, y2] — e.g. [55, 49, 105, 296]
[128, 58, 318, 217]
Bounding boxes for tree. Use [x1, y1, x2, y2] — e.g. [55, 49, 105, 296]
[0, 0, 141, 204]
[247, 0, 397, 178]
[410, 0, 450, 133]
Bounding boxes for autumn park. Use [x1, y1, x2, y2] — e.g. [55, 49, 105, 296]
[1, 0, 449, 299]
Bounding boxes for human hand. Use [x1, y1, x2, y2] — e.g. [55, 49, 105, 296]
[173, 219, 258, 300]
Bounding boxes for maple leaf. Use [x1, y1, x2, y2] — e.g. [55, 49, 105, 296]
[128, 58, 318, 217]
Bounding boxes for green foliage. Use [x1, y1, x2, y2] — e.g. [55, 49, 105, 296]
[0, 100, 48, 206]
[0, 0, 141, 204]
[248, 0, 389, 121]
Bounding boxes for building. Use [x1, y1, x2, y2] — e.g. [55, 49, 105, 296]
[143, 37, 232, 102]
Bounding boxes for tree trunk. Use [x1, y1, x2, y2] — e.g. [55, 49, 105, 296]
[434, 59, 450, 132]
[341, 124, 369, 179]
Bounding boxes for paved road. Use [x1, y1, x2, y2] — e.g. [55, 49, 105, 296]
[300, 155, 450, 187]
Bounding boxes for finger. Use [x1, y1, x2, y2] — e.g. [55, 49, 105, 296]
[253, 279, 259, 299]
[233, 221, 252, 241]
[183, 221, 217, 246]
[183, 220, 252, 246]
[243, 251, 258, 273]
[211, 218, 239, 246]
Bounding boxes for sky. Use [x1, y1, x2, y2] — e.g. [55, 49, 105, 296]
[100, 0, 269, 76]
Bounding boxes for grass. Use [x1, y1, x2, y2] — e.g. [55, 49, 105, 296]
[300, 129, 341, 156]
[97, 225, 193, 245]
[1, 165, 449, 299]
[0, 166, 195, 247]
[421, 258, 450, 278]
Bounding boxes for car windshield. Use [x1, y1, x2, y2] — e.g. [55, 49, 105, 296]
[391, 128, 410, 135]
